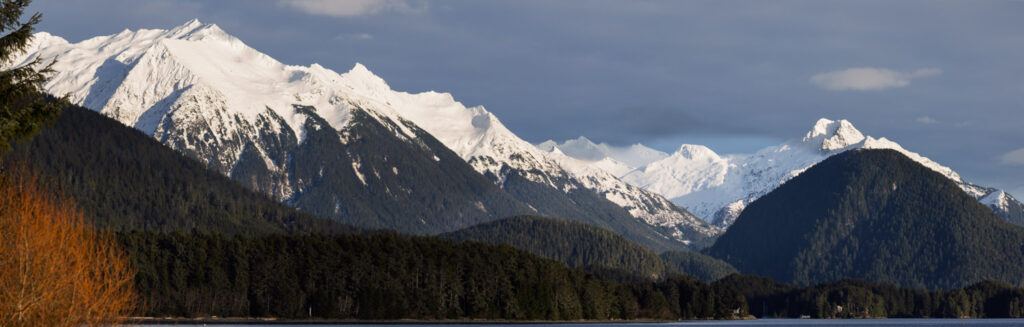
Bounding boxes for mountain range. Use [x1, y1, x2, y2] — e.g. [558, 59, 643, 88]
[14, 20, 717, 251]
[16, 19, 1020, 253]
[542, 119, 1024, 228]
[707, 149, 1024, 289]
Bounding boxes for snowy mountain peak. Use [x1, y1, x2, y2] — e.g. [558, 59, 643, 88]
[19, 31, 67, 53]
[674, 144, 719, 161]
[569, 135, 596, 145]
[981, 190, 1009, 211]
[181, 18, 203, 29]
[23, 20, 722, 249]
[604, 117, 1014, 228]
[537, 137, 668, 168]
[556, 136, 606, 161]
[338, 62, 394, 98]
[166, 19, 229, 41]
[802, 118, 865, 152]
[536, 140, 558, 152]
[344, 63, 388, 86]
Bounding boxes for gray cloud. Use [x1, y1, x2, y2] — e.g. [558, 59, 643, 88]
[915, 116, 938, 124]
[1000, 148, 1024, 166]
[335, 33, 374, 40]
[279, 0, 424, 17]
[811, 67, 941, 91]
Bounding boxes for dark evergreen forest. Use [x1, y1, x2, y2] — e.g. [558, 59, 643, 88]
[4, 106, 352, 235]
[443, 215, 674, 279]
[709, 149, 1024, 289]
[120, 231, 1024, 320]
[660, 250, 739, 282]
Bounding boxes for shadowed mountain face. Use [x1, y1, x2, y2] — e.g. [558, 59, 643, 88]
[5, 105, 352, 235]
[16, 20, 715, 251]
[708, 149, 1024, 290]
[232, 105, 536, 234]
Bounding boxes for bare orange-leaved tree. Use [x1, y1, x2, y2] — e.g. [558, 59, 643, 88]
[0, 169, 136, 326]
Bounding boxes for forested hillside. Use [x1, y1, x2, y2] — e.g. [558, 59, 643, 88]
[660, 251, 738, 282]
[121, 231, 664, 320]
[119, 231, 1024, 320]
[444, 216, 673, 279]
[708, 149, 1024, 289]
[4, 106, 351, 234]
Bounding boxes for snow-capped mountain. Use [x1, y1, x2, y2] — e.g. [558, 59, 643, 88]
[537, 137, 667, 177]
[538, 137, 668, 168]
[16, 20, 717, 250]
[981, 190, 1024, 227]
[550, 118, 1024, 228]
[12, 19, 541, 234]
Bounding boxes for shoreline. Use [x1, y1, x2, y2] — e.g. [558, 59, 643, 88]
[127, 317, 686, 325]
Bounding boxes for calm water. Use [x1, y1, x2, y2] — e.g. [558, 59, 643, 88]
[134, 320, 1024, 326]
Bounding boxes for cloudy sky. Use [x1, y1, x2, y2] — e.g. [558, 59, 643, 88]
[26, 0, 1024, 196]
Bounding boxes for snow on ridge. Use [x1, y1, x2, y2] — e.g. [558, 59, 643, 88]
[858, 136, 962, 183]
[544, 150, 721, 237]
[536, 136, 668, 168]
[981, 190, 1009, 211]
[620, 144, 731, 201]
[344, 61, 716, 239]
[802, 118, 866, 152]
[24, 19, 718, 243]
[19, 19, 443, 144]
[675, 144, 720, 161]
[561, 117, 994, 227]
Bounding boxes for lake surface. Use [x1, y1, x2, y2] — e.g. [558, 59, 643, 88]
[133, 319, 1024, 326]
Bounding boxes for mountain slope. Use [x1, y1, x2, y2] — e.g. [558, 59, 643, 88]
[659, 251, 738, 282]
[4, 105, 351, 234]
[17, 20, 717, 250]
[444, 216, 673, 279]
[345, 64, 719, 248]
[13, 20, 539, 236]
[706, 149, 1024, 289]
[121, 230, 637, 320]
[537, 136, 667, 174]
[552, 118, 1023, 228]
[981, 190, 1024, 227]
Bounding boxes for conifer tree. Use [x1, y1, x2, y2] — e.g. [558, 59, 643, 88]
[0, 0, 65, 153]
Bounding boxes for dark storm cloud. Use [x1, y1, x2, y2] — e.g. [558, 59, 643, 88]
[24, 0, 1024, 196]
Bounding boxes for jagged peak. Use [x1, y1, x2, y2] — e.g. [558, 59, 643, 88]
[802, 118, 865, 152]
[168, 19, 230, 42]
[567, 135, 597, 145]
[628, 143, 655, 151]
[28, 31, 67, 46]
[981, 190, 1009, 210]
[536, 140, 558, 152]
[341, 62, 391, 92]
[549, 146, 566, 156]
[168, 18, 202, 34]
[674, 144, 719, 160]
[182, 18, 203, 28]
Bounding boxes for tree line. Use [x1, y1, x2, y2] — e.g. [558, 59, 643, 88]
[119, 230, 1024, 320]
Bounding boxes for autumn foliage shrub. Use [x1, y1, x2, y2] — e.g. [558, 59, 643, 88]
[0, 168, 136, 326]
